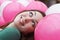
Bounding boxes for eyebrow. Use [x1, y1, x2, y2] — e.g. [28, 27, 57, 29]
[35, 12, 36, 16]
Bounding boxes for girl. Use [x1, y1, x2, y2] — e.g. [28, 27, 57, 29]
[0, 0, 47, 40]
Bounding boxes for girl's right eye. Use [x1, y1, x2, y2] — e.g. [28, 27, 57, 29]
[29, 12, 33, 17]
[32, 20, 35, 27]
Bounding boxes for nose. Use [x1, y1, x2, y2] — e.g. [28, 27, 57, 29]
[25, 18, 33, 23]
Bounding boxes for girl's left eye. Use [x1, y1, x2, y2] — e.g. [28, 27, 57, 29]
[32, 20, 35, 27]
[29, 12, 33, 17]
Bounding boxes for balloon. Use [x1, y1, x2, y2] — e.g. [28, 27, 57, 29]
[0, 0, 37, 6]
[35, 13, 60, 40]
[46, 4, 60, 15]
[0, 0, 11, 5]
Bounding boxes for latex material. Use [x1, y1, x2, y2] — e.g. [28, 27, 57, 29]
[46, 4, 60, 15]
[35, 13, 60, 40]
[0, 0, 10, 5]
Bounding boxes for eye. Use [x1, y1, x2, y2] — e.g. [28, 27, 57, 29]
[32, 20, 35, 27]
[29, 12, 33, 17]
[21, 16, 22, 18]
[21, 15, 23, 18]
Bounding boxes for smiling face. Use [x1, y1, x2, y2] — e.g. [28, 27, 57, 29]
[14, 10, 44, 34]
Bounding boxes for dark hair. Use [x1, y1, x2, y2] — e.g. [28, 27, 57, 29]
[20, 32, 34, 40]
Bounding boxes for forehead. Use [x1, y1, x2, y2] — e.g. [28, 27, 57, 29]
[14, 10, 44, 22]
[14, 10, 43, 19]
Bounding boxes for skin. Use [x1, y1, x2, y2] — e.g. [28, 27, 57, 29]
[14, 10, 44, 34]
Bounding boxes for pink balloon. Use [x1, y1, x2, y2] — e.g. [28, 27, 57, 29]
[0, 0, 47, 27]
[0, 1, 25, 27]
[0, 0, 10, 5]
[35, 13, 60, 40]
[0, 0, 34, 5]
[0, 0, 5, 5]
[27, 0, 34, 1]
[11, 0, 34, 2]
[0, 16, 5, 26]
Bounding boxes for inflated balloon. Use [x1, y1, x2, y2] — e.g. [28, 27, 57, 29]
[0, 0, 34, 5]
[35, 13, 60, 40]
[0, 0, 47, 27]
[0, 0, 13, 26]
[0, 0, 25, 26]
[0, 16, 5, 26]
[0, 0, 10, 5]
[0, 0, 6, 5]
[46, 4, 60, 15]
[11, 0, 34, 2]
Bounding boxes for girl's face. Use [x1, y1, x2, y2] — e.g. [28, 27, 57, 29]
[14, 11, 44, 34]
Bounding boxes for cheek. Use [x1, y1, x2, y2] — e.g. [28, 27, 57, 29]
[18, 23, 34, 34]
[37, 15, 43, 21]
[14, 19, 20, 25]
[15, 21, 20, 26]
[25, 24, 34, 31]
